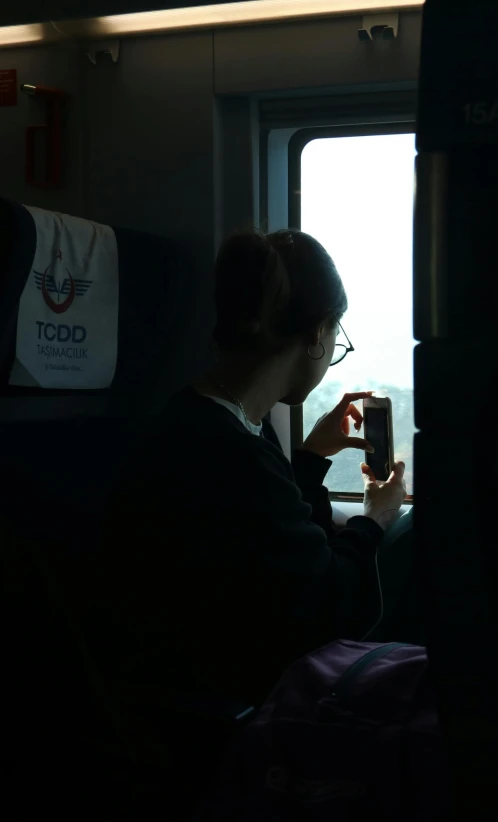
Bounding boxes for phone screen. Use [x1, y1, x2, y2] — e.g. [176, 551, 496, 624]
[364, 407, 391, 481]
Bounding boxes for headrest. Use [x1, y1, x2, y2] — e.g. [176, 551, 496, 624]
[0, 198, 190, 404]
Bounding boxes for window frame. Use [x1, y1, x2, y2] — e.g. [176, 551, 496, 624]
[288, 121, 416, 503]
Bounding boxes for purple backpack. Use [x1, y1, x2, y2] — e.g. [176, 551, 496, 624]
[197, 641, 449, 821]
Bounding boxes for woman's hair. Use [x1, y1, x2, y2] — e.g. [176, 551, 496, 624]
[213, 228, 347, 351]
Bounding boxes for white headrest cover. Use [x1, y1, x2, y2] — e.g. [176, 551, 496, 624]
[9, 205, 119, 389]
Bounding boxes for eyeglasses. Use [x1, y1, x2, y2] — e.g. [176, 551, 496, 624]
[329, 321, 354, 367]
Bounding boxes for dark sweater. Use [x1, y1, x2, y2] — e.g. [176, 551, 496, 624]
[92, 386, 384, 706]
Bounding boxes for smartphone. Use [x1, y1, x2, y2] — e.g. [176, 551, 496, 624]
[363, 397, 394, 482]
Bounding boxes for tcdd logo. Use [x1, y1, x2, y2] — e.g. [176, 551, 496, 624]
[36, 322, 87, 343]
[33, 250, 92, 315]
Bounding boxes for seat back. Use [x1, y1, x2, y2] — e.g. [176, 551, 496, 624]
[0, 198, 194, 810]
[0, 198, 192, 402]
[0, 198, 194, 545]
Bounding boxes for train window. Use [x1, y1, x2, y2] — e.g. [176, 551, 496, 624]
[295, 130, 416, 497]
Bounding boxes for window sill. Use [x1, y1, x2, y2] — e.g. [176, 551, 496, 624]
[331, 501, 413, 528]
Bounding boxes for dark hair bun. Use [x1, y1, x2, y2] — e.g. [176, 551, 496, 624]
[213, 229, 347, 351]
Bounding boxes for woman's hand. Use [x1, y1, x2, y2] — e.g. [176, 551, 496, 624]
[301, 392, 375, 458]
[361, 461, 406, 531]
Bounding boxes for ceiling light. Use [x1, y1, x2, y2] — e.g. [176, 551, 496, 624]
[0, 24, 46, 47]
[67, 1, 423, 37]
[0, 1, 424, 47]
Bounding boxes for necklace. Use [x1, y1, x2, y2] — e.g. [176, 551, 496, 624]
[213, 381, 265, 438]
[214, 381, 255, 432]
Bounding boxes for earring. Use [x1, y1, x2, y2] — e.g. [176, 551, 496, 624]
[307, 342, 325, 361]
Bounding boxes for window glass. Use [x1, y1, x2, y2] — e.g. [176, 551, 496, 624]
[300, 133, 416, 494]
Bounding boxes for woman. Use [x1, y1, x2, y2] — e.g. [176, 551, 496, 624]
[94, 229, 406, 709]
